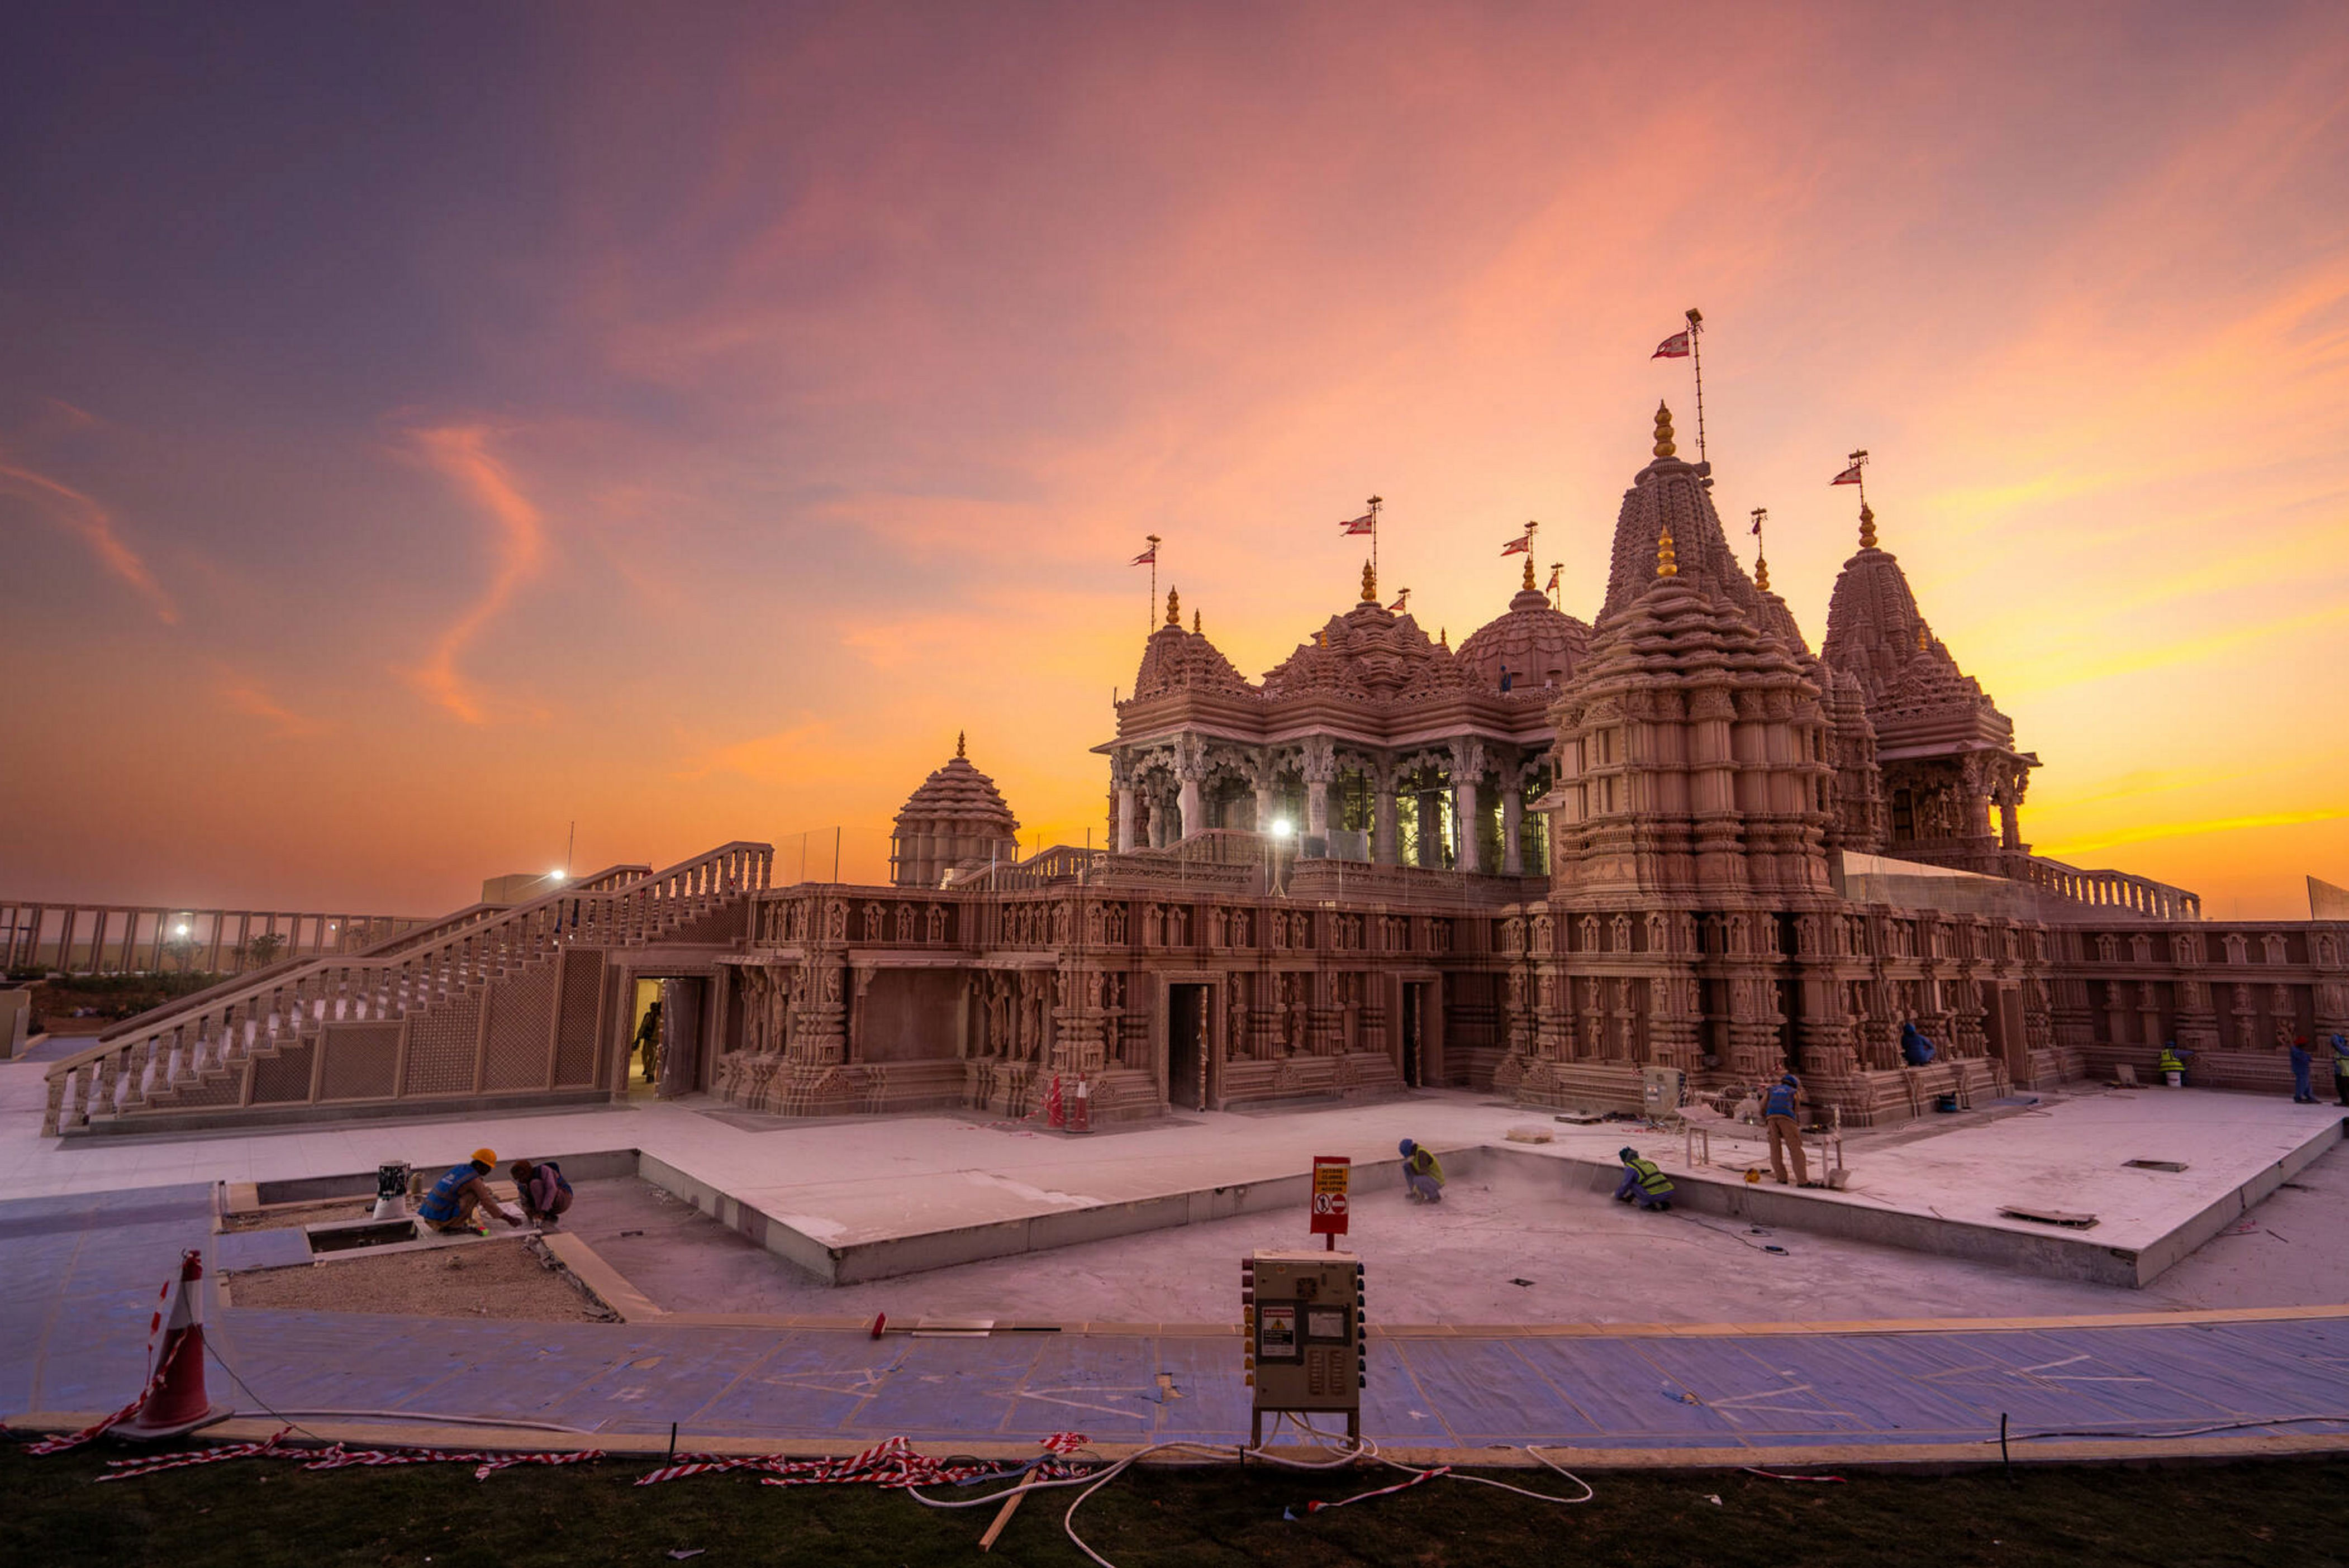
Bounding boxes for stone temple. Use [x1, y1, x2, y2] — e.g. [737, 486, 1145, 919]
[38, 404, 2345, 1140]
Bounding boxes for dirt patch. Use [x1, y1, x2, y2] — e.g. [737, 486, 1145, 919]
[228, 1237, 615, 1323]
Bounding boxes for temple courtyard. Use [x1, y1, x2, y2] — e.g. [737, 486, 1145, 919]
[7, 1038, 2349, 1469]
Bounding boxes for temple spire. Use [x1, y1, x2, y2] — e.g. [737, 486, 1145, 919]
[1657, 523, 1678, 578]
[1859, 503, 1877, 550]
[1192, 609, 1201, 634]
[1165, 586, 1180, 626]
[1652, 401, 1676, 460]
[1361, 557, 1377, 603]
[956, 730, 966, 759]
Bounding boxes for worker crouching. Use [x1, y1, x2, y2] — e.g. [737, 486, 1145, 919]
[417, 1148, 524, 1235]
[1615, 1148, 1675, 1211]
[510, 1158, 574, 1229]
[1399, 1139, 1445, 1204]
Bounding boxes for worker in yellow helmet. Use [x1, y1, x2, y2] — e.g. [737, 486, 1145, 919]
[417, 1147, 524, 1235]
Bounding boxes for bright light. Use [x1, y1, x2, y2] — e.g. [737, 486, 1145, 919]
[1271, 819, 1294, 837]
[173, 924, 189, 937]
[548, 869, 567, 881]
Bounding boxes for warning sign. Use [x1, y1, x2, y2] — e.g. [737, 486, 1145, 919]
[1309, 1155, 1351, 1238]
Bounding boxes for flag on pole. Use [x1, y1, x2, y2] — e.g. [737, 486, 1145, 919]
[1501, 532, 1532, 556]
[1830, 462, 1864, 486]
[1545, 565, 1561, 593]
[1651, 330, 1691, 359]
[1751, 516, 1763, 536]
[1387, 588, 1410, 612]
[1337, 511, 1375, 536]
[1129, 543, 1157, 565]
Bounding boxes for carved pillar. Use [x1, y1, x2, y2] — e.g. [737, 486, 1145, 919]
[1448, 740, 1486, 875]
[1116, 788, 1137, 854]
[1175, 735, 1206, 843]
[1372, 768, 1400, 865]
[1500, 782, 1524, 876]
[1302, 737, 1335, 843]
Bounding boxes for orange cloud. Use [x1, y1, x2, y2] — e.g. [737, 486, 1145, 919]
[404, 426, 548, 724]
[673, 719, 833, 784]
[217, 673, 329, 737]
[2038, 809, 2349, 862]
[0, 460, 177, 623]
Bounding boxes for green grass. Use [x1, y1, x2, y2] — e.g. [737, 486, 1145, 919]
[6, 1442, 2344, 1566]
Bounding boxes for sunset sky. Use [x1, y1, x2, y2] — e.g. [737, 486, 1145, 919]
[2, 3, 2344, 920]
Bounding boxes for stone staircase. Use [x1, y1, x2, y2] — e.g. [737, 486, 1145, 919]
[44, 843, 771, 1136]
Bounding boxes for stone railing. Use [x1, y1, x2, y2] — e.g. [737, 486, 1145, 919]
[42, 843, 771, 1136]
[2006, 852, 2200, 921]
[945, 844, 1110, 891]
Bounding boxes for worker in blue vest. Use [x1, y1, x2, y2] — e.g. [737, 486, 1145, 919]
[2156, 1041, 2189, 1087]
[2288, 1037, 2317, 1104]
[1399, 1139, 1445, 1204]
[417, 1148, 523, 1235]
[510, 1158, 574, 1229]
[1900, 1021, 1937, 1067]
[1763, 1074, 1809, 1186]
[1615, 1147, 1675, 1210]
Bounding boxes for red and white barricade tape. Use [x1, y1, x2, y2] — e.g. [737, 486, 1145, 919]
[27, 1322, 188, 1455]
[92, 1432, 608, 1484]
[638, 1432, 1092, 1489]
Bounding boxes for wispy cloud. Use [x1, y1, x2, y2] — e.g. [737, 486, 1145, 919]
[0, 460, 177, 623]
[404, 426, 549, 724]
[672, 719, 833, 784]
[216, 670, 329, 737]
[2039, 809, 2349, 861]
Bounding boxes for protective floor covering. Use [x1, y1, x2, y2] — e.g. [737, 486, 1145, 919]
[10, 1183, 2349, 1456]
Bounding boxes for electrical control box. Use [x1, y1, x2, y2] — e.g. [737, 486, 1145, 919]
[1241, 1250, 1364, 1443]
[1641, 1064, 1686, 1119]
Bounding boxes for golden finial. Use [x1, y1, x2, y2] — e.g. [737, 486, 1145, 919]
[1192, 609, 1200, 634]
[956, 730, 966, 759]
[1755, 555, 1770, 591]
[1316, 628, 1329, 649]
[1652, 401, 1676, 459]
[1858, 503, 1877, 550]
[1656, 524, 1678, 578]
[1438, 626, 1449, 648]
[1915, 623, 1929, 651]
[1521, 555, 1537, 591]
[1360, 557, 1377, 603]
[1165, 586, 1180, 626]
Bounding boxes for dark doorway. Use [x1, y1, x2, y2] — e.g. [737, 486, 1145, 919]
[1168, 984, 1209, 1109]
[1401, 982, 1427, 1088]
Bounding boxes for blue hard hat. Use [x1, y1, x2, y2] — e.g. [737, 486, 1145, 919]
[1398, 1138, 1415, 1155]
[1619, 1147, 1638, 1161]
[1781, 1074, 1799, 1086]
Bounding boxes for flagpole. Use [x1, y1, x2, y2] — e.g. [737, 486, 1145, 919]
[1146, 533, 1161, 631]
[1848, 450, 1868, 511]
[1368, 495, 1382, 585]
[1685, 307, 1706, 464]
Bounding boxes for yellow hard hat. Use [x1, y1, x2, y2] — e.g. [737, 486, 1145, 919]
[472, 1147, 497, 1167]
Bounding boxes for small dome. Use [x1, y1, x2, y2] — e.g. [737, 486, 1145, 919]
[1261, 600, 1461, 700]
[1457, 582, 1591, 696]
[890, 740, 1021, 888]
[1130, 623, 1252, 701]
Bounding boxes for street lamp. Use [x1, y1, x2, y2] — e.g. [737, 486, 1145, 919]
[1267, 819, 1295, 897]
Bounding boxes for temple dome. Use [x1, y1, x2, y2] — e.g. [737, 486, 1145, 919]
[1130, 602, 1252, 702]
[1457, 575, 1591, 697]
[1821, 519, 2018, 751]
[890, 736, 1022, 888]
[1261, 598, 1461, 701]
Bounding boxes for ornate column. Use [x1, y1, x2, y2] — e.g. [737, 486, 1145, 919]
[1116, 788, 1137, 854]
[1449, 740, 1485, 875]
[1175, 735, 1206, 843]
[1372, 762, 1400, 865]
[1302, 737, 1336, 843]
[1500, 778, 1524, 876]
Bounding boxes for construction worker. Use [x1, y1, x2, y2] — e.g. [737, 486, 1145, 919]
[2156, 1041, 2189, 1087]
[417, 1148, 523, 1235]
[633, 1001, 663, 1083]
[1763, 1074, 1809, 1186]
[2289, 1037, 2317, 1104]
[510, 1158, 574, 1229]
[1399, 1138, 1445, 1204]
[1900, 1021, 1936, 1066]
[1614, 1147, 1675, 1210]
[2333, 1035, 2349, 1108]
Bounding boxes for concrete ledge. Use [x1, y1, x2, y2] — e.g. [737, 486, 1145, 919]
[73, 1089, 616, 1141]
[1485, 1118, 2346, 1288]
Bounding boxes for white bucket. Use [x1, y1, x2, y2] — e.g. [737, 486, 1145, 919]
[2165, 1071, 2182, 1088]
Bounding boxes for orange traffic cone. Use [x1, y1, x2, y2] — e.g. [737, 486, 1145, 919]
[111, 1250, 232, 1442]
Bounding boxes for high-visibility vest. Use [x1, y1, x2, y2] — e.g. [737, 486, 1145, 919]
[1625, 1157, 1674, 1196]
[2157, 1049, 2185, 1073]
[2333, 1048, 2349, 1079]
[1765, 1084, 1799, 1119]
[417, 1163, 478, 1223]
[1408, 1148, 1444, 1184]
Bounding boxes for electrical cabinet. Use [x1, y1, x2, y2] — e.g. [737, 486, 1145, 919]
[1240, 1250, 1364, 1444]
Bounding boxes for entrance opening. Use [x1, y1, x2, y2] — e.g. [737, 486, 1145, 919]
[1401, 982, 1427, 1088]
[628, 976, 707, 1099]
[1167, 984, 1209, 1110]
